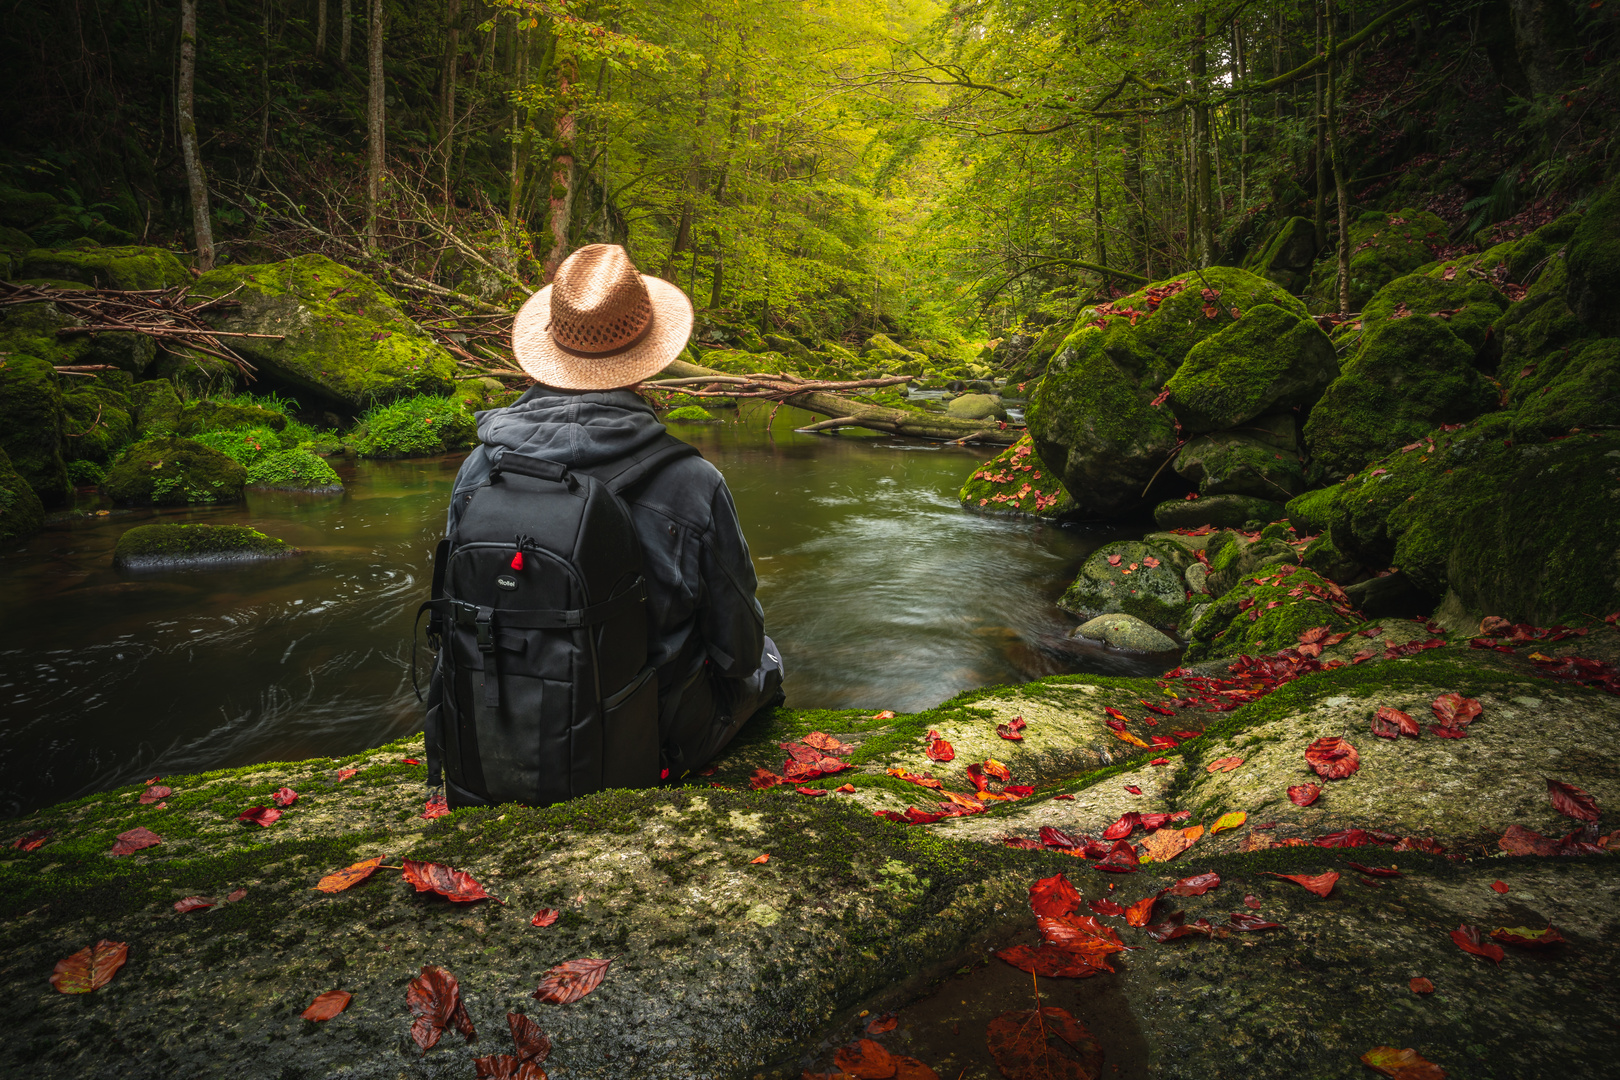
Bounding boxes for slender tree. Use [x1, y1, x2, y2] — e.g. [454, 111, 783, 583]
[341, 0, 352, 65]
[315, 0, 327, 56]
[366, 0, 385, 250]
[543, 56, 578, 279]
[177, 0, 214, 270]
[1326, 0, 1350, 314]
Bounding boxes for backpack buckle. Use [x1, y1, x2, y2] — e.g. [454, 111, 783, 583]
[474, 606, 495, 652]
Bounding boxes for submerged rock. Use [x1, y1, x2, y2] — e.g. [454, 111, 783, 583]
[1071, 613, 1179, 652]
[101, 435, 246, 506]
[112, 523, 295, 569]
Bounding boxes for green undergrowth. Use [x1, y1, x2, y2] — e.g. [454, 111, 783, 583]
[349, 394, 476, 458]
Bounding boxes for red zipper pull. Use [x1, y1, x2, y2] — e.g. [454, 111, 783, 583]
[510, 550, 524, 571]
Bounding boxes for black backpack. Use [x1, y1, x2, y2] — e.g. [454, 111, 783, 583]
[416, 434, 699, 807]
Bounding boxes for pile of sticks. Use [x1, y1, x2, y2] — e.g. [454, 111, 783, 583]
[0, 280, 273, 379]
[641, 372, 913, 399]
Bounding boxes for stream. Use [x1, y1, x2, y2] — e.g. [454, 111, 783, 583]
[0, 402, 1163, 818]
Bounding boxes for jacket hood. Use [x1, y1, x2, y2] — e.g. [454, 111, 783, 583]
[475, 386, 669, 469]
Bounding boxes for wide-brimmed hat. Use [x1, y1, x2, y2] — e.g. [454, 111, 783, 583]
[511, 244, 693, 390]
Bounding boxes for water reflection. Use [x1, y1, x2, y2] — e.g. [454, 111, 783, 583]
[0, 403, 1155, 816]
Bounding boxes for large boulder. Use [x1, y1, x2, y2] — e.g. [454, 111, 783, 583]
[130, 378, 183, 435]
[17, 245, 190, 290]
[1356, 272, 1507, 358]
[112, 523, 294, 570]
[1566, 180, 1620, 334]
[1152, 493, 1286, 531]
[1058, 539, 1193, 630]
[0, 446, 45, 542]
[959, 435, 1075, 518]
[60, 370, 134, 465]
[1284, 484, 1339, 535]
[101, 436, 247, 506]
[0, 353, 69, 505]
[1308, 207, 1448, 311]
[1303, 315, 1497, 481]
[1026, 267, 1306, 515]
[1183, 565, 1364, 662]
[1173, 429, 1305, 500]
[0, 296, 157, 374]
[1243, 215, 1319, 294]
[1509, 336, 1620, 440]
[1163, 303, 1337, 433]
[192, 254, 456, 408]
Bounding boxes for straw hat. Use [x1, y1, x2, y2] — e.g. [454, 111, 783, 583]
[511, 244, 693, 390]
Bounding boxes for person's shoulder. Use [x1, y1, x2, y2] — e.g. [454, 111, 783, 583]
[633, 449, 728, 523]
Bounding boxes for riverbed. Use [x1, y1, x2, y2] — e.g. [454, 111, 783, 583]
[0, 403, 1159, 817]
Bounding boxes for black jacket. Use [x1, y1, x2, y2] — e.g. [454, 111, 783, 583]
[448, 386, 766, 766]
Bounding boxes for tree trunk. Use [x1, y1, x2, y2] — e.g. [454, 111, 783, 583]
[1327, 0, 1350, 315]
[177, 0, 214, 270]
[1092, 122, 1107, 277]
[1313, 4, 1326, 249]
[507, 20, 531, 229]
[1192, 11, 1214, 267]
[366, 0, 384, 251]
[708, 237, 724, 309]
[543, 59, 578, 279]
[1123, 115, 1147, 277]
[250, 0, 270, 188]
[315, 0, 326, 57]
[441, 0, 460, 170]
[340, 0, 351, 65]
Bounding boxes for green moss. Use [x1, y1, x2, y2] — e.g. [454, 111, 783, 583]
[189, 426, 285, 466]
[664, 405, 719, 423]
[1493, 255, 1595, 383]
[130, 378, 182, 435]
[1057, 540, 1191, 629]
[0, 445, 45, 541]
[101, 435, 247, 505]
[351, 395, 475, 458]
[1566, 183, 1620, 334]
[1308, 208, 1449, 311]
[60, 372, 133, 465]
[18, 245, 189, 290]
[1243, 215, 1318, 294]
[1174, 431, 1304, 500]
[1284, 485, 1340, 535]
[1510, 337, 1620, 439]
[192, 254, 456, 408]
[171, 399, 290, 437]
[958, 435, 1075, 518]
[66, 458, 105, 486]
[113, 523, 292, 568]
[1303, 316, 1497, 481]
[0, 353, 68, 505]
[1165, 304, 1338, 433]
[246, 448, 342, 491]
[1152, 494, 1286, 531]
[1356, 273, 1506, 355]
[1184, 565, 1364, 662]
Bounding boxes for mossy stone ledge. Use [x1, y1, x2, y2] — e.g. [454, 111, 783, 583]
[101, 436, 247, 506]
[112, 523, 295, 569]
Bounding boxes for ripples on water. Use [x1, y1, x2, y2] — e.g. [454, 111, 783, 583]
[0, 404, 1161, 816]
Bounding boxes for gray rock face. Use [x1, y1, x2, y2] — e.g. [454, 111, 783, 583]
[1072, 613, 1180, 652]
[944, 393, 1007, 421]
[1058, 540, 1192, 630]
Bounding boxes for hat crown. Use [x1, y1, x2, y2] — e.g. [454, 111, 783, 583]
[548, 244, 653, 356]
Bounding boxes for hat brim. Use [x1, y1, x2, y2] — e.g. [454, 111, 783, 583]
[511, 274, 694, 391]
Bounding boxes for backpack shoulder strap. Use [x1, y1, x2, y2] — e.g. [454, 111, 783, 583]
[585, 433, 702, 497]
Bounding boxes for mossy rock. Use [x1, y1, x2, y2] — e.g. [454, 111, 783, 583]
[0, 185, 59, 231]
[102, 436, 247, 506]
[112, 523, 293, 569]
[1203, 536, 1300, 598]
[60, 373, 133, 465]
[1308, 208, 1448, 311]
[1566, 181, 1620, 335]
[1152, 494, 1286, 532]
[763, 334, 812, 364]
[193, 254, 456, 408]
[859, 333, 928, 370]
[1357, 273, 1507, 357]
[1070, 613, 1180, 652]
[1284, 485, 1339, 535]
[1183, 565, 1364, 662]
[1492, 254, 1594, 386]
[1058, 540, 1192, 630]
[1242, 215, 1319, 294]
[1164, 303, 1337, 434]
[959, 435, 1075, 519]
[171, 399, 289, 437]
[1299, 531, 1363, 583]
[1302, 316, 1497, 482]
[246, 448, 342, 492]
[0, 445, 45, 542]
[1174, 431, 1305, 500]
[0, 352, 69, 506]
[664, 405, 720, 423]
[18, 246, 189, 291]
[351, 395, 476, 458]
[130, 378, 183, 436]
[943, 393, 1006, 421]
[0, 296, 156, 375]
[1510, 337, 1620, 440]
[189, 426, 285, 467]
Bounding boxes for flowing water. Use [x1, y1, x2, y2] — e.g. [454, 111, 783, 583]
[0, 402, 1164, 817]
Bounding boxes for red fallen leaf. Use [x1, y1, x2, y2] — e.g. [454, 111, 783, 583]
[1299, 626, 1331, 645]
[1103, 812, 1142, 840]
[1410, 977, 1435, 994]
[144, 775, 162, 785]
[422, 792, 450, 819]
[1288, 783, 1321, 806]
[1174, 730, 1203, 740]
[887, 767, 942, 789]
[996, 722, 1025, 741]
[1148, 735, 1179, 751]
[1093, 839, 1140, 873]
[237, 806, 282, 827]
[1123, 785, 1142, 795]
[532, 957, 612, 1004]
[1052, 793, 1075, 800]
[1490, 880, 1509, 893]
[1243, 894, 1262, 909]
[782, 742, 823, 764]
[1429, 721, 1469, 739]
[1450, 924, 1504, 964]
[1491, 925, 1566, 947]
[978, 761, 1011, 786]
[1039, 826, 1085, 850]
[749, 767, 786, 790]
[111, 826, 163, 855]
[302, 989, 352, 1021]
[1140, 699, 1175, 716]
[1347, 862, 1401, 878]
[942, 790, 987, 813]
[1035, 913, 1128, 964]
[1431, 693, 1482, 729]
[11, 829, 50, 851]
[316, 857, 385, 893]
[1124, 893, 1158, 927]
[138, 785, 171, 805]
[1103, 706, 1132, 724]
[796, 786, 827, 797]
[1029, 872, 1082, 918]
[995, 943, 1110, 979]
[1227, 911, 1282, 931]
[871, 710, 896, 720]
[337, 767, 357, 781]
[1394, 836, 1446, 854]
[508, 1010, 552, 1065]
[407, 965, 476, 1052]
[1262, 871, 1339, 897]
[964, 763, 990, 792]
[272, 786, 298, 808]
[784, 758, 829, 782]
[1304, 736, 1360, 779]
[1498, 824, 1558, 856]
[1315, 828, 1370, 848]
[803, 731, 854, 755]
[866, 1011, 899, 1035]
[402, 859, 492, 903]
[1547, 778, 1601, 822]
[1206, 756, 1244, 773]
[1107, 554, 1122, 566]
[1141, 910, 1215, 941]
[926, 738, 956, 761]
[902, 806, 944, 824]
[1000, 835, 1043, 850]
[50, 940, 129, 994]
[531, 909, 559, 927]
[1371, 707, 1421, 739]
[1362, 1046, 1447, 1078]
[226, 888, 247, 902]
[403, 758, 422, 765]
[1088, 897, 1127, 917]
[749, 853, 771, 864]
[1166, 872, 1220, 897]
[835, 784, 856, 794]
[987, 1006, 1105, 1080]
[174, 896, 215, 913]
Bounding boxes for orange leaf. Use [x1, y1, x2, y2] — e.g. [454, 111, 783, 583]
[532, 957, 612, 1004]
[925, 738, 955, 762]
[315, 857, 385, 894]
[986, 1007, 1104, 1080]
[1409, 977, 1435, 994]
[173, 896, 215, 913]
[402, 858, 491, 902]
[1205, 756, 1244, 773]
[865, 1012, 899, 1035]
[422, 792, 450, 819]
[871, 710, 896, 720]
[337, 767, 357, 781]
[1304, 736, 1360, 779]
[1113, 728, 1151, 748]
[1361, 1046, 1447, 1078]
[1262, 871, 1339, 897]
[749, 853, 770, 864]
[1124, 893, 1158, 926]
[301, 989, 352, 1021]
[50, 940, 129, 994]
[1210, 811, 1247, 834]
[1181, 824, 1205, 843]
[1138, 827, 1196, 863]
[530, 909, 559, 927]
[834, 1038, 896, 1078]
